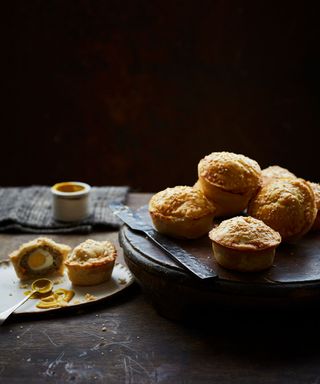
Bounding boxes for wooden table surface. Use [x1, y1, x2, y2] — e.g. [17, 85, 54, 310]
[1, 193, 320, 384]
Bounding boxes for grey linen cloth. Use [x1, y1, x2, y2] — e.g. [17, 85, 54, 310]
[0, 186, 129, 233]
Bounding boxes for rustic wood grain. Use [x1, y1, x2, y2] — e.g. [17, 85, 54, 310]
[1, 193, 320, 384]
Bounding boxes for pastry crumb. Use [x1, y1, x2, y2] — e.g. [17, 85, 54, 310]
[58, 301, 69, 307]
[85, 293, 97, 302]
[0, 260, 10, 268]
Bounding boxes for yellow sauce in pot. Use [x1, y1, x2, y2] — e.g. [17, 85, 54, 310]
[53, 182, 85, 193]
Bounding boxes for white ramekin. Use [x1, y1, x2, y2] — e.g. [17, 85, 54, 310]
[51, 181, 91, 222]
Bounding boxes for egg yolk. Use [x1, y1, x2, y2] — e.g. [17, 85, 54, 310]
[28, 251, 46, 269]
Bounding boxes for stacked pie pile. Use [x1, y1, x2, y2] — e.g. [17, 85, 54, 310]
[148, 152, 319, 272]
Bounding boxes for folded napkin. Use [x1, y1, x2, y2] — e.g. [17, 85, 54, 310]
[0, 186, 129, 233]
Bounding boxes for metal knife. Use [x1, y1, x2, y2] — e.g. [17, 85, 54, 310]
[109, 202, 218, 280]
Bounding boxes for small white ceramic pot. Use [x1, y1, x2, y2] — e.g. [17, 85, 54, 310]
[51, 181, 91, 222]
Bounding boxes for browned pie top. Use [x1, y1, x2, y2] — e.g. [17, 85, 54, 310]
[262, 165, 296, 184]
[209, 216, 281, 251]
[310, 182, 320, 210]
[247, 178, 317, 240]
[198, 152, 262, 194]
[149, 186, 215, 219]
[65, 239, 117, 267]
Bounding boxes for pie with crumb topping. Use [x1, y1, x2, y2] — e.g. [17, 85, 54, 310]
[310, 182, 320, 231]
[149, 186, 216, 239]
[261, 165, 296, 185]
[65, 239, 117, 286]
[247, 178, 317, 241]
[197, 152, 262, 217]
[209, 216, 281, 272]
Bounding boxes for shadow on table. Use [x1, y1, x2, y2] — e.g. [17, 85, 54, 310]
[165, 303, 320, 362]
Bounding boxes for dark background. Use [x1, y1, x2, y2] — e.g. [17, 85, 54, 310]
[5, 1, 320, 192]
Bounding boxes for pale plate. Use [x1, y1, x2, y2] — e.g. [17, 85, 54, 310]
[0, 261, 134, 314]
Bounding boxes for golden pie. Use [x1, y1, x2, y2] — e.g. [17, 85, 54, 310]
[197, 152, 262, 216]
[247, 178, 317, 241]
[149, 186, 216, 239]
[209, 216, 281, 272]
[10, 237, 71, 280]
[310, 182, 320, 231]
[262, 165, 296, 185]
[65, 239, 117, 286]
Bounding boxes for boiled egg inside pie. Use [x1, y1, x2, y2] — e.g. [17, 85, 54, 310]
[27, 249, 54, 271]
[10, 237, 71, 280]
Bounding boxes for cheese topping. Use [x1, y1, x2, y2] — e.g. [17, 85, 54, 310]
[149, 186, 215, 219]
[198, 152, 262, 193]
[209, 216, 281, 251]
[65, 239, 117, 267]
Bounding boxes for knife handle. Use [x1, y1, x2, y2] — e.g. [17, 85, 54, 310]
[145, 229, 217, 280]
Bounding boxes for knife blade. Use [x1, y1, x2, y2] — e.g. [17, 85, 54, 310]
[109, 202, 218, 280]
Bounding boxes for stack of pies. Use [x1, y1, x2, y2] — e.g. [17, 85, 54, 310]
[148, 151, 320, 272]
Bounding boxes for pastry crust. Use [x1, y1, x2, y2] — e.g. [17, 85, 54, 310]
[65, 239, 117, 286]
[10, 237, 71, 280]
[209, 216, 281, 251]
[310, 182, 320, 231]
[209, 216, 281, 272]
[197, 152, 262, 216]
[149, 186, 216, 239]
[262, 165, 296, 185]
[247, 178, 317, 241]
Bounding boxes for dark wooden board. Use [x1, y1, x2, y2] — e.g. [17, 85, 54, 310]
[119, 206, 320, 318]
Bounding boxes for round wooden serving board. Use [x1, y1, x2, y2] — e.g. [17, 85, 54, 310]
[119, 206, 320, 320]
